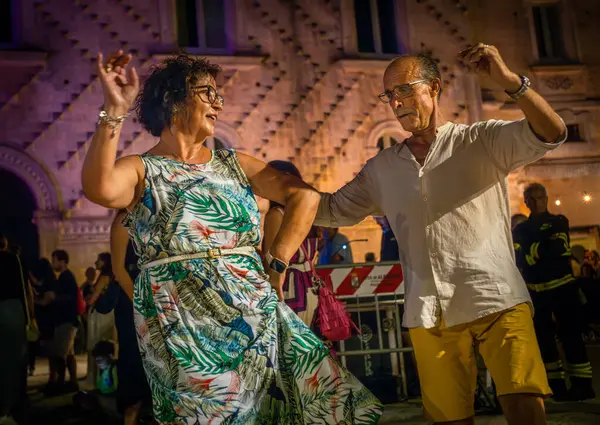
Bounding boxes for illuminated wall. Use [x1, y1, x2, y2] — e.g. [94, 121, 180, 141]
[1, 0, 599, 278]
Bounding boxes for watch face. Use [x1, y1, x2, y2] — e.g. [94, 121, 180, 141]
[270, 259, 287, 274]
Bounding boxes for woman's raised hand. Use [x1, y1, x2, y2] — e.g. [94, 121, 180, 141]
[97, 50, 139, 116]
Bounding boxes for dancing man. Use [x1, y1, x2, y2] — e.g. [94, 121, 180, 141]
[315, 44, 567, 425]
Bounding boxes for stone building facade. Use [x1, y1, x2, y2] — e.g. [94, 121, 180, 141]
[1, 0, 599, 279]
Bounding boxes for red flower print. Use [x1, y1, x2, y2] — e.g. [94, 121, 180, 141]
[189, 376, 218, 392]
[225, 263, 249, 278]
[190, 220, 219, 239]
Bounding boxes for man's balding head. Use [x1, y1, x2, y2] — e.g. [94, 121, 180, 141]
[381, 53, 443, 134]
[384, 54, 443, 100]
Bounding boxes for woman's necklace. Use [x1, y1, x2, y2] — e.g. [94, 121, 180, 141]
[158, 141, 198, 163]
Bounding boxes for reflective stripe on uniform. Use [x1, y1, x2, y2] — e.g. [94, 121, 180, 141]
[544, 360, 563, 371]
[526, 274, 574, 292]
[565, 362, 593, 379]
[552, 232, 571, 256]
[526, 242, 540, 266]
[547, 371, 566, 380]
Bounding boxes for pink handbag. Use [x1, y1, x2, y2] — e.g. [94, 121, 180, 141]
[301, 244, 360, 342]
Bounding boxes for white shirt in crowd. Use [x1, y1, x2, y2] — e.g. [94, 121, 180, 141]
[315, 118, 566, 329]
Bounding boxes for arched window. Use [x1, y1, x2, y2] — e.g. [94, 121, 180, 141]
[376, 134, 399, 152]
[205, 136, 228, 151]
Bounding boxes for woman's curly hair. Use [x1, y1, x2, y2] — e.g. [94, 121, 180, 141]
[134, 54, 222, 137]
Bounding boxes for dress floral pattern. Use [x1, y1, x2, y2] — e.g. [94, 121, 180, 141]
[124, 149, 382, 425]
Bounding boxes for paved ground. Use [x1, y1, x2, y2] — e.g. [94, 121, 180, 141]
[379, 402, 600, 424]
[19, 346, 600, 424]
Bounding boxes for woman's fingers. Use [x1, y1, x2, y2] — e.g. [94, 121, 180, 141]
[97, 52, 106, 76]
[115, 53, 132, 69]
[97, 51, 137, 81]
[128, 65, 139, 89]
[102, 50, 125, 73]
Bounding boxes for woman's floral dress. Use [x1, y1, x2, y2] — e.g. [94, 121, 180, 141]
[124, 149, 382, 425]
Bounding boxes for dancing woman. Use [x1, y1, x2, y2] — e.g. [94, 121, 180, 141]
[82, 51, 382, 424]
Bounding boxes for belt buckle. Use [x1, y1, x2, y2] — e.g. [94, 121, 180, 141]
[207, 248, 222, 259]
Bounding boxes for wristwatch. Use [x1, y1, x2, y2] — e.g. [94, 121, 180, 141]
[265, 251, 288, 274]
[505, 74, 530, 100]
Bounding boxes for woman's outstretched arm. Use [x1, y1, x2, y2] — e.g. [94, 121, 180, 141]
[82, 51, 141, 209]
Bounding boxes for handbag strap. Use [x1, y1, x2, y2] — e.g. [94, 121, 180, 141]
[299, 242, 316, 274]
[16, 254, 31, 326]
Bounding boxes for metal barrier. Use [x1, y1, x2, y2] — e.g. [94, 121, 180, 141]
[315, 261, 412, 400]
[315, 261, 498, 409]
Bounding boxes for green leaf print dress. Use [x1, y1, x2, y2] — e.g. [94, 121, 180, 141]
[124, 149, 383, 425]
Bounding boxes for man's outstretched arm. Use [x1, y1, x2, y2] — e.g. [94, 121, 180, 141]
[315, 164, 383, 228]
[460, 43, 565, 144]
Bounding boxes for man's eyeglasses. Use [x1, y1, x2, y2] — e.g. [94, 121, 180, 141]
[378, 80, 429, 104]
[192, 85, 224, 106]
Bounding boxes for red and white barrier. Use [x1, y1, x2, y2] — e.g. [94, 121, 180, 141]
[316, 262, 405, 297]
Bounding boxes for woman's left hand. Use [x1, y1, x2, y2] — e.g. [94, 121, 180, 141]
[267, 269, 285, 302]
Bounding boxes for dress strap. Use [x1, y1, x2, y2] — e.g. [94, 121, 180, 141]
[213, 149, 251, 187]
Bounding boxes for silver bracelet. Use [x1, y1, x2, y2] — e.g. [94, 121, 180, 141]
[97, 110, 130, 137]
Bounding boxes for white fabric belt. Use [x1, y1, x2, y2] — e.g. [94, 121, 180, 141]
[288, 261, 312, 273]
[140, 246, 257, 270]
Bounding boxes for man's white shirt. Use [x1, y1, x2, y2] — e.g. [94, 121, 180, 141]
[316, 118, 566, 329]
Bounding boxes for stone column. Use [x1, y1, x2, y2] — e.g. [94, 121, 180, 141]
[34, 210, 62, 260]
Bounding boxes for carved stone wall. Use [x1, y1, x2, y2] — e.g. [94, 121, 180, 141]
[1, 0, 599, 275]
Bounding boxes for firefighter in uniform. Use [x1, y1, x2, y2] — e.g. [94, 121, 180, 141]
[513, 183, 595, 401]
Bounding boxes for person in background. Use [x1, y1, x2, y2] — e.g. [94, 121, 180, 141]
[73, 340, 119, 421]
[317, 227, 354, 265]
[81, 267, 97, 305]
[511, 213, 527, 231]
[570, 245, 586, 278]
[0, 233, 31, 425]
[75, 266, 97, 361]
[29, 258, 57, 377]
[592, 251, 600, 275]
[375, 216, 399, 262]
[85, 253, 116, 391]
[262, 160, 320, 326]
[582, 251, 597, 279]
[579, 248, 600, 337]
[111, 210, 152, 425]
[513, 183, 594, 401]
[47, 249, 80, 395]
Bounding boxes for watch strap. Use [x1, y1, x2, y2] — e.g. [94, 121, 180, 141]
[505, 74, 530, 100]
[265, 251, 288, 273]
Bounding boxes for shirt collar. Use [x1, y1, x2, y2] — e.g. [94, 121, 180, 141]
[394, 122, 455, 158]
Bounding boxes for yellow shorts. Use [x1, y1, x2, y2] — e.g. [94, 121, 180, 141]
[409, 303, 551, 422]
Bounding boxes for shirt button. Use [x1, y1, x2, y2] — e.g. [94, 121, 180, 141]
[423, 196, 428, 202]
[431, 252, 437, 258]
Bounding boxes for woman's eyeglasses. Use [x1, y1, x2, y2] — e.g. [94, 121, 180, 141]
[191, 85, 224, 106]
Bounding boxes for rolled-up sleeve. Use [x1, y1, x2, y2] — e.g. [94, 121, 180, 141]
[478, 118, 567, 173]
[315, 163, 383, 228]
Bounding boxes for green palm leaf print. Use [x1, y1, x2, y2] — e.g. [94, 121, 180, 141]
[185, 192, 254, 232]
